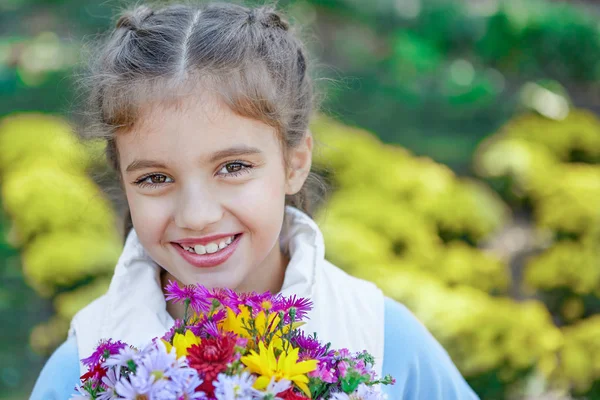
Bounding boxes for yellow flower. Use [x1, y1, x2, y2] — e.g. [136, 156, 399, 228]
[241, 341, 318, 397]
[162, 330, 201, 358]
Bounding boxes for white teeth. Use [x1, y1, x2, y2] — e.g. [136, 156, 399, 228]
[182, 235, 237, 255]
[205, 243, 219, 254]
[194, 244, 206, 255]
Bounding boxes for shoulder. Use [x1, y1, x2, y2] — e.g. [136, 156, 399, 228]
[30, 336, 81, 400]
[382, 297, 480, 399]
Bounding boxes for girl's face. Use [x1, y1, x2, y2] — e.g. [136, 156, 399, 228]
[117, 93, 312, 293]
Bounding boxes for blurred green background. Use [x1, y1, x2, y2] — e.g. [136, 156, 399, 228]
[1, 0, 599, 399]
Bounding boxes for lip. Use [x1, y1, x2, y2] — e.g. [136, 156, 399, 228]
[171, 234, 242, 269]
[173, 233, 240, 247]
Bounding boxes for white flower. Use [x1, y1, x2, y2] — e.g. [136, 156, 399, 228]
[213, 372, 255, 399]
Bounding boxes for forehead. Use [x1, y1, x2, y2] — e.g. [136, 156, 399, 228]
[116, 92, 281, 163]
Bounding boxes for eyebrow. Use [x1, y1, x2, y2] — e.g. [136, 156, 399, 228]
[125, 145, 263, 173]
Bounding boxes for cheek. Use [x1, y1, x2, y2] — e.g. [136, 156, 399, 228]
[228, 178, 286, 230]
[125, 190, 170, 241]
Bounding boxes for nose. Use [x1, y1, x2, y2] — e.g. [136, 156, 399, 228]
[173, 183, 224, 232]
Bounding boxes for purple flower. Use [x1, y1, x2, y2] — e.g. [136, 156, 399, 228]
[97, 367, 121, 400]
[81, 339, 127, 367]
[114, 341, 204, 399]
[278, 295, 312, 323]
[208, 287, 241, 310]
[162, 319, 185, 342]
[165, 280, 212, 314]
[292, 332, 333, 362]
[187, 309, 227, 338]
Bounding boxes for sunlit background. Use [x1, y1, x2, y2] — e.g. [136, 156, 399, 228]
[1, 0, 599, 399]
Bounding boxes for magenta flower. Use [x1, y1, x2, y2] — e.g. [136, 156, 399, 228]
[278, 295, 313, 323]
[164, 280, 211, 314]
[208, 287, 241, 310]
[81, 339, 127, 367]
[292, 332, 333, 362]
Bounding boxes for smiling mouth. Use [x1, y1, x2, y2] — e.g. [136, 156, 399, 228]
[175, 234, 241, 255]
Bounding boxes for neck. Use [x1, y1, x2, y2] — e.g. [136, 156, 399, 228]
[161, 242, 289, 321]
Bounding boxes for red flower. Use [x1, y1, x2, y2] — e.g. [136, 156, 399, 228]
[80, 362, 106, 384]
[187, 335, 237, 398]
[277, 388, 311, 400]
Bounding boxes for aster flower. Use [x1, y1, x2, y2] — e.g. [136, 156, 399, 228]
[330, 384, 387, 400]
[261, 376, 291, 397]
[69, 385, 93, 400]
[97, 367, 121, 400]
[162, 319, 185, 342]
[103, 346, 138, 370]
[165, 280, 211, 314]
[240, 291, 280, 315]
[81, 339, 127, 367]
[208, 287, 241, 310]
[278, 296, 312, 323]
[187, 309, 227, 338]
[291, 332, 333, 362]
[213, 372, 255, 400]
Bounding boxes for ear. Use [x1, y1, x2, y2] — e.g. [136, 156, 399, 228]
[285, 131, 313, 195]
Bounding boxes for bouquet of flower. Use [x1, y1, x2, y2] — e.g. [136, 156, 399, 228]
[72, 281, 394, 399]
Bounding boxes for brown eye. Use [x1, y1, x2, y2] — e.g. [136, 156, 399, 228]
[150, 175, 167, 183]
[217, 161, 253, 177]
[134, 173, 173, 188]
[226, 163, 243, 173]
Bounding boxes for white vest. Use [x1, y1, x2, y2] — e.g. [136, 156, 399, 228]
[69, 206, 385, 377]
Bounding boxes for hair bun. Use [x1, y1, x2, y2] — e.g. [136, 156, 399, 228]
[260, 10, 289, 31]
[116, 5, 154, 30]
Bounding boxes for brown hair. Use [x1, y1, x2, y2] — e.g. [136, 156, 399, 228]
[78, 1, 327, 239]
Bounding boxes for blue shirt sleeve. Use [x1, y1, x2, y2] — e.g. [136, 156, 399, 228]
[382, 297, 479, 399]
[30, 336, 80, 400]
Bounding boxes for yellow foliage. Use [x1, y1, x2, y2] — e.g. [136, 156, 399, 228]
[53, 277, 112, 320]
[474, 137, 561, 198]
[524, 240, 600, 295]
[0, 113, 90, 174]
[502, 110, 600, 163]
[22, 232, 120, 295]
[368, 266, 562, 378]
[552, 316, 600, 393]
[430, 241, 510, 293]
[29, 315, 70, 356]
[534, 164, 600, 236]
[2, 167, 118, 245]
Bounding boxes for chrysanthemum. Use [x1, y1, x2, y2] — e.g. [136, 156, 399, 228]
[187, 334, 238, 398]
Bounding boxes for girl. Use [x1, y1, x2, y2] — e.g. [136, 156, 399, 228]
[31, 2, 479, 399]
